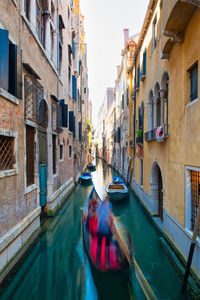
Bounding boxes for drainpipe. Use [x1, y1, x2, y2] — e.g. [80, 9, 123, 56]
[57, 0, 59, 99]
[133, 55, 137, 158]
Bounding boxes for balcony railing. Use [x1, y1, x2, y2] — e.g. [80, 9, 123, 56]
[145, 124, 169, 142]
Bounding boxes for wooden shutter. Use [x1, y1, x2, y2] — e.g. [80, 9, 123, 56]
[60, 99, 68, 128]
[79, 122, 82, 141]
[0, 29, 9, 90]
[73, 115, 75, 139]
[9, 44, 22, 99]
[72, 75, 77, 100]
[69, 111, 74, 132]
[57, 102, 62, 132]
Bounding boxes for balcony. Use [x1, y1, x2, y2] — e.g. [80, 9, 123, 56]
[145, 124, 169, 142]
[136, 135, 143, 146]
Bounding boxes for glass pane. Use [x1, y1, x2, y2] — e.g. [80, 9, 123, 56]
[37, 4, 40, 17]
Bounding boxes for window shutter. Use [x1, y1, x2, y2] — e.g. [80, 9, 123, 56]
[137, 66, 140, 86]
[79, 122, 82, 141]
[73, 115, 75, 138]
[9, 44, 22, 99]
[0, 29, 9, 91]
[72, 37, 75, 59]
[84, 87, 86, 94]
[72, 75, 77, 101]
[60, 99, 68, 127]
[69, 111, 74, 132]
[79, 60, 81, 75]
[126, 87, 129, 105]
[143, 50, 146, 75]
[122, 94, 124, 110]
[80, 94, 82, 112]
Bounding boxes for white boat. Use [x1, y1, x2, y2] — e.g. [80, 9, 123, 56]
[106, 183, 129, 201]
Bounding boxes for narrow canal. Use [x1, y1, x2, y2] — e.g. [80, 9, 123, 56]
[0, 159, 194, 300]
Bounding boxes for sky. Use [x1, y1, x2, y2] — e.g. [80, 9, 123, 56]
[81, 0, 149, 128]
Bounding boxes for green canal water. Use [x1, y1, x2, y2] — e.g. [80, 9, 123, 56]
[0, 159, 194, 300]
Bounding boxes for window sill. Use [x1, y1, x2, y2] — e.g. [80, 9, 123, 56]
[59, 159, 64, 163]
[53, 173, 58, 178]
[0, 88, 19, 105]
[25, 184, 37, 195]
[0, 169, 19, 179]
[186, 98, 199, 108]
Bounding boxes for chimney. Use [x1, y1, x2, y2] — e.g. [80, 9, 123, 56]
[123, 28, 129, 47]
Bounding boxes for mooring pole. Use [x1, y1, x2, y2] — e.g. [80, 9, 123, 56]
[181, 204, 200, 292]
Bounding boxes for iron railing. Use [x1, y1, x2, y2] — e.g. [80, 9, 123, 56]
[145, 124, 169, 142]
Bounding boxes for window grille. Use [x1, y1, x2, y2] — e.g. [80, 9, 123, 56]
[24, 75, 45, 125]
[26, 125, 35, 186]
[191, 170, 200, 236]
[52, 103, 57, 131]
[0, 135, 14, 170]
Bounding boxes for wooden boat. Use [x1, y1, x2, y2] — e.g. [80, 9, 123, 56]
[106, 183, 129, 201]
[113, 176, 125, 184]
[88, 164, 96, 171]
[82, 187, 157, 299]
[79, 172, 92, 183]
[82, 187, 130, 277]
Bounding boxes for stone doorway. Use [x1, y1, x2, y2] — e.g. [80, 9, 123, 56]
[151, 162, 163, 220]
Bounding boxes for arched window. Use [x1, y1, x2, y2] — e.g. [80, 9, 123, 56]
[154, 82, 160, 128]
[161, 72, 169, 126]
[148, 90, 153, 131]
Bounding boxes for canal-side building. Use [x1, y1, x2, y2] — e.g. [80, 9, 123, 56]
[130, 0, 200, 280]
[0, 0, 89, 283]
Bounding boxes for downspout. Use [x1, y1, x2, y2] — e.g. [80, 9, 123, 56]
[133, 55, 137, 158]
[57, 0, 59, 99]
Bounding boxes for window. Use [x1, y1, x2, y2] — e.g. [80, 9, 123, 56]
[72, 75, 77, 100]
[26, 125, 35, 186]
[137, 66, 140, 87]
[189, 62, 198, 101]
[60, 144, 63, 160]
[191, 170, 200, 236]
[69, 145, 72, 158]
[52, 134, 56, 174]
[153, 16, 157, 51]
[36, 0, 44, 46]
[68, 66, 71, 94]
[0, 29, 22, 99]
[59, 15, 65, 74]
[24, 0, 30, 19]
[50, 25, 54, 61]
[0, 135, 15, 170]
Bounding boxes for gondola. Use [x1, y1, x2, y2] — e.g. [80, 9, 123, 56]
[88, 164, 96, 171]
[82, 187, 157, 299]
[113, 176, 125, 184]
[106, 183, 129, 201]
[82, 186, 130, 278]
[79, 172, 92, 184]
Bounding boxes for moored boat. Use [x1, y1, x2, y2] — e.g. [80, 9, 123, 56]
[82, 187, 130, 276]
[79, 172, 92, 184]
[106, 183, 129, 201]
[113, 176, 125, 184]
[88, 164, 96, 171]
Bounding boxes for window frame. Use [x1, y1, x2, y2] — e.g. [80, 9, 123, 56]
[0, 129, 18, 178]
[152, 16, 157, 52]
[36, 0, 44, 46]
[188, 62, 198, 102]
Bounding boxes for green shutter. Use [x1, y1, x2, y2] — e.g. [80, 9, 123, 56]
[0, 29, 9, 91]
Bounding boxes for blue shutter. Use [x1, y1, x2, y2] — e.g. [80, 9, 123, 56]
[84, 87, 86, 94]
[72, 75, 77, 100]
[60, 99, 68, 127]
[69, 111, 74, 132]
[79, 122, 82, 141]
[0, 29, 9, 90]
[72, 37, 75, 59]
[79, 60, 81, 75]
[9, 44, 22, 99]
[143, 50, 146, 75]
[137, 66, 140, 86]
[80, 94, 82, 112]
[73, 115, 75, 138]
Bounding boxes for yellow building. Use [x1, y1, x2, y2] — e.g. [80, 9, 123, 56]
[130, 0, 200, 280]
